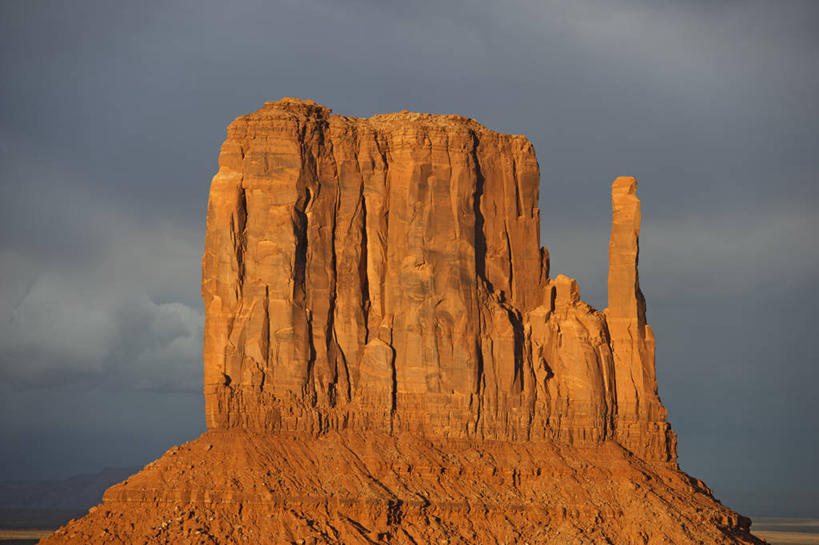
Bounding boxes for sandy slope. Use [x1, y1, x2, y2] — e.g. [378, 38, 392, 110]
[39, 430, 763, 544]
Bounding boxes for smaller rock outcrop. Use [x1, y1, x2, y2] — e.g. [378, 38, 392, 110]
[605, 176, 677, 461]
[527, 274, 616, 446]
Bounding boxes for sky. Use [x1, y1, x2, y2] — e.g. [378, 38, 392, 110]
[1, 0, 817, 518]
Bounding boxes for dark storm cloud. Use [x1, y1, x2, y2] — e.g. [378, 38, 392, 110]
[0, 172, 204, 391]
[1, 0, 817, 515]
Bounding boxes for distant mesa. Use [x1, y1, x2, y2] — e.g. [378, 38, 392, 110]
[38, 98, 764, 545]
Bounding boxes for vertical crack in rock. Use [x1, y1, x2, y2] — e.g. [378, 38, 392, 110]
[235, 185, 248, 288]
[470, 133, 489, 433]
[359, 195, 370, 342]
[259, 285, 269, 392]
[294, 117, 316, 404]
[504, 303, 525, 394]
[324, 128, 342, 407]
[510, 155, 522, 217]
[470, 134, 490, 291]
[368, 134, 389, 332]
[504, 228, 515, 303]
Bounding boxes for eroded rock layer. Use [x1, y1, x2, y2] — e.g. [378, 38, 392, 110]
[38, 99, 763, 545]
[40, 431, 761, 545]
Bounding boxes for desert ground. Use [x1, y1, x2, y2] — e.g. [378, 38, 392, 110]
[752, 519, 819, 545]
[3, 517, 819, 545]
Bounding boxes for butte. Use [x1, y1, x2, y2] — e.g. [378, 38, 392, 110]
[39, 98, 763, 545]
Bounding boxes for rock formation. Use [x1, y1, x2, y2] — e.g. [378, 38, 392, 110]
[39, 99, 763, 545]
[605, 176, 676, 462]
[202, 99, 547, 441]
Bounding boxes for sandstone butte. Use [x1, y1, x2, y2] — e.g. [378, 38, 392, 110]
[40, 99, 765, 545]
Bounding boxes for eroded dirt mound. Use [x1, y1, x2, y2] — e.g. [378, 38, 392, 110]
[40, 431, 761, 545]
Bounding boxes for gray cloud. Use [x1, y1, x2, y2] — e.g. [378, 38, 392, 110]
[0, 157, 204, 391]
[642, 201, 819, 298]
[0, 269, 203, 391]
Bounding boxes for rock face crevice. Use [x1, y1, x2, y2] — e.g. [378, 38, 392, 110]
[203, 98, 673, 461]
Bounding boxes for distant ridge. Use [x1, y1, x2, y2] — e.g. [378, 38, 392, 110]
[0, 467, 138, 511]
[0, 467, 137, 529]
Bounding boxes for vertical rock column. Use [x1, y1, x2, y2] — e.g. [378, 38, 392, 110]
[201, 99, 550, 438]
[527, 275, 617, 445]
[605, 177, 677, 462]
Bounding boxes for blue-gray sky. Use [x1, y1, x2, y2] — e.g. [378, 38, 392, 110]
[1, 0, 817, 517]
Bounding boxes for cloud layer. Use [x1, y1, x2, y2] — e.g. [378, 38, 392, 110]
[0, 159, 204, 391]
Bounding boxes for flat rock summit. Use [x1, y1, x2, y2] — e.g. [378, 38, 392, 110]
[40, 98, 763, 544]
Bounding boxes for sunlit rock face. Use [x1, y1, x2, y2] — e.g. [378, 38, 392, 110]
[605, 176, 677, 462]
[202, 99, 674, 462]
[202, 98, 546, 441]
[38, 100, 765, 545]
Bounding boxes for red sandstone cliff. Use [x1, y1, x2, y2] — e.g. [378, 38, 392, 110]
[202, 98, 673, 461]
[202, 99, 546, 441]
[38, 99, 762, 545]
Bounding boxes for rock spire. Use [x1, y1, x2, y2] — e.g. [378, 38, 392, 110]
[605, 176, 677, 461]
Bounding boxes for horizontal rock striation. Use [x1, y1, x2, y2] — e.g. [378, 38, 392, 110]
[203, 98, 673, 462]
[39, 431, 760, 545]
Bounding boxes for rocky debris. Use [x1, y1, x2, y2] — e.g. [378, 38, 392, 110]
[38, 99, 762, 544]
[40, 431, 761, 545]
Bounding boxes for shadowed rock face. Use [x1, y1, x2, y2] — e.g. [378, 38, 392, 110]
[202, 98, 673, 462]
[38, 100, 764, 545]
